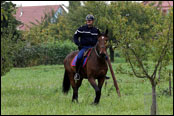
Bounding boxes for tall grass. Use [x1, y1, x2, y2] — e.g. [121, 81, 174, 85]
[1, 64, 173, 115]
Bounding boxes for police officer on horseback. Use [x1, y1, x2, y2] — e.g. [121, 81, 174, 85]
[73, 14, 109, 80]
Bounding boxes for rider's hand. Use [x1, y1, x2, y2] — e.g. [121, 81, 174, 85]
[78, 45, 82, 50]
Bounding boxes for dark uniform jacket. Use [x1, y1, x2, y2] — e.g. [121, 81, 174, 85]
[73, 24, 100, 47]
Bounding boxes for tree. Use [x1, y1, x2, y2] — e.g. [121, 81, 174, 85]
[69, 1, 81, 14]
[1, 1, 23, 76]
[111, 2, 173, 115]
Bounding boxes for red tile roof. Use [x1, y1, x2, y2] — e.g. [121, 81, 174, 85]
[143, 1, 173, 8]
[142, 1, 173, 14]
[14, 5, 61, 30]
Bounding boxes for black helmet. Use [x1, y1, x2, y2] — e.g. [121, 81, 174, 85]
[85, 14, 94, 21]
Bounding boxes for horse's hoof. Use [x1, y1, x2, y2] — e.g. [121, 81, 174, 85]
[91, 102, 98, 105]
[72, 99, 78, 103]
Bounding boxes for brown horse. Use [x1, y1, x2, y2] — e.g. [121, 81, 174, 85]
[62, 29, 109, 104]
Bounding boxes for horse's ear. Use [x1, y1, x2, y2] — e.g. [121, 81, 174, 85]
[105, 29, 108, 36]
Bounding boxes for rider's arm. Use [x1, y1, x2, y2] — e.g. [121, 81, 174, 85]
[73, 27, 82, 46]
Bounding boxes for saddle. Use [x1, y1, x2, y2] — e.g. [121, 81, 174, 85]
[71, 48, 92, 67]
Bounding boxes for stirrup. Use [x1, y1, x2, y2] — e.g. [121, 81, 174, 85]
[74, 73, 80, 80]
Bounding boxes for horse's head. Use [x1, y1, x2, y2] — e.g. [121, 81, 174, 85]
[96, 29, 109, 57]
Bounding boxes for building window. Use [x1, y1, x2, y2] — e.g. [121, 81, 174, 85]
[51, 8, 63, 23]
[54, 8, 62, 18]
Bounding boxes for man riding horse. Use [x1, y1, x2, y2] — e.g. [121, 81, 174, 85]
[73, 14, 110, 80]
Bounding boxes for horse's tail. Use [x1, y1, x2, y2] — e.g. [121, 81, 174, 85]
[62, 70, 70, 94]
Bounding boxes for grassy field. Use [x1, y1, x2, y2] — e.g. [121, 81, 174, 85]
[1, 63, 173, 115]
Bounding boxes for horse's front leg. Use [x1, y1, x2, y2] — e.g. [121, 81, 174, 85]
[97, 77, 105, 101]
[88, 77, 101, 104]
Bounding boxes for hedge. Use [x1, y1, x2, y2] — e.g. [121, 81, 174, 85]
[14, 41, 77, 67]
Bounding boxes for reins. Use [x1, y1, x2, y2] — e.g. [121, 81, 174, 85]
[94, 46, 100, 58]
[93, 41, 100, 58]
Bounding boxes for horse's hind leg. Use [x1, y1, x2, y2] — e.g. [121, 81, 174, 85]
[69, 73, 83, 102]
[88, 77, 101, 104]
[73, 78, 83, 102]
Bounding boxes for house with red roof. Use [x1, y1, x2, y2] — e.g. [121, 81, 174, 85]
[14, 5, 67, 30]
[142, 1, 173, 14]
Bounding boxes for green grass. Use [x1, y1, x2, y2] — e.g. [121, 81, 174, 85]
[1, 64, 173, 115]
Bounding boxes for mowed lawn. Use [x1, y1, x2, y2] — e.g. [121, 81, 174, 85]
[1, 63, 173, 115]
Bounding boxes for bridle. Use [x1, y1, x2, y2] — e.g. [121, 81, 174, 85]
[90, 34, 108, 58]
[93, 40, 106, 58]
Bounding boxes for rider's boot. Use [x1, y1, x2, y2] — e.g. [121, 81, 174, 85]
[105, 76, 110, 79]
[74, 60, 81, 80]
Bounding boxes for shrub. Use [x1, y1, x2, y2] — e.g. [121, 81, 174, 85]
[14, 41, 77, 67]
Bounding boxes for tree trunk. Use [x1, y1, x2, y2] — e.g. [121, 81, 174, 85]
[151, 82, 157, 115]
[109, 46, 114, 62]
[169, 71, 171, 96]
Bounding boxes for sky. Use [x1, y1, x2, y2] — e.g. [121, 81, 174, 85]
[11, 1, 69, 7]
